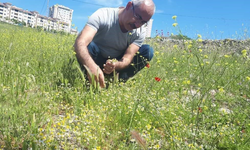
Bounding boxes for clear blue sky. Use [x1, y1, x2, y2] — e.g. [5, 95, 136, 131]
[2, 0, 250, 39]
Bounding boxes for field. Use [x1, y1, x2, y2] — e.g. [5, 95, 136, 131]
[0, 22, 250, 150]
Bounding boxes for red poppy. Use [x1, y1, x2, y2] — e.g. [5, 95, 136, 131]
[146, 63, 150, 68]
[198, 107, 202, 113]
[155, 77, 161, 82]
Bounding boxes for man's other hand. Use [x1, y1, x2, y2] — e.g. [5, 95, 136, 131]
[86, 65, 105, 88]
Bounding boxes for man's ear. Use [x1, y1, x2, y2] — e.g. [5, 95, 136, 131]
[125, 1, 133, 10]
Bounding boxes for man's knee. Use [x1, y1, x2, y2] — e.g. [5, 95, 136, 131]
[139, 44, 154, 61]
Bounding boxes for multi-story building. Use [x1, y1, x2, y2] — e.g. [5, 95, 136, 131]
[0, 2, 75, 33]
[145, 19, 153, 38]
[49, 4, 73, 33]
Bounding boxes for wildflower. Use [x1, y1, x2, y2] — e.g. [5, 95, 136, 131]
[146, 63, 150, 68]
[96, 146, 101, 150]
[155, 77, 161, 82]
[172, 15, 177, 20]
[199, 49, 202, 52]
[198, 107, 202, 113]
[246, 76, 250, 81]
[197, 34, 202, 38]
[172, 23, 178, 27]
[218, 87, 224, 93]
[241, 49, 247, 57]
[188, 44, 192, 49]
[224, 55, 230, 58]
[173, 45, 178, 49]
[146, 124, 151, 130]
[197, 39, 203, 42]
[154, 144, 160, 149]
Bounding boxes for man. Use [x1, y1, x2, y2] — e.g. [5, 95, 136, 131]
[74, 0, 155, 88]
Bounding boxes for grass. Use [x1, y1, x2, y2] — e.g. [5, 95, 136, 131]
[0, 22, 250, 150]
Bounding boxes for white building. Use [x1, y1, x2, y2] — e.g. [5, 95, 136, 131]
[0, 2, 75, 33]
[49, 4, 73, 32]
[145, 19, 153, 38]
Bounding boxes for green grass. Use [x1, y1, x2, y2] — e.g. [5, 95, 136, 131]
[0, 22, 250, 150]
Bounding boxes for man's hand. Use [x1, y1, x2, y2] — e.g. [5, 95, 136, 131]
[103, 59, 116, 74]
[86, 64, 106, 88]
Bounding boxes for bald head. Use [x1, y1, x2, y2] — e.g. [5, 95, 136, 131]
[132, 0, 155, 13]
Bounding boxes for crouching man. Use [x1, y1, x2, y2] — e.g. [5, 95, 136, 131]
[74, 0, 155, 88]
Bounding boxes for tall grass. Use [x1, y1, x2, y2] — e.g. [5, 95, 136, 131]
[0, 22, 250, 149]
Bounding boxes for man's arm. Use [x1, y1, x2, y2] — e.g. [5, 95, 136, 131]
[103, 43, 139, 74]
[116, 43, 139, 70]
[74, 25, 105, 88]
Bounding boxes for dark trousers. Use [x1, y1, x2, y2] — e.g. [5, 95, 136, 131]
[78, 41, 154, 81]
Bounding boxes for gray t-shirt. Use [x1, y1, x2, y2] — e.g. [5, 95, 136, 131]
[87, 7, 146, 58]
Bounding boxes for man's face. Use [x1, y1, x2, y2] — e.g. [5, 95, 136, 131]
[124, 2, 154, 31]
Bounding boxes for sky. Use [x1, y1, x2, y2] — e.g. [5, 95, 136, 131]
[2, 0, 250, 39]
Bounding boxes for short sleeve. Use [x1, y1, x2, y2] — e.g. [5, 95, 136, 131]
[86, 8, 105, 31]
[131, 26, 146, 47]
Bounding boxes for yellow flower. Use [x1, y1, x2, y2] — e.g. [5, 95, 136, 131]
[197, 34, 202, 38]
[219, 87, 224, 93]
[182, 80, 190, 85]
[246, 76, 250, 81]
[199, 49, 202, 52]
[241, 49, 247, 57]
[173, 45, 178, 48]
[188, 44, 192, 49]
[172, 23, 178, 27]
[96, 146, 101, 150]
[224, 55, 230, 58]
[172, 15, 177, 20]
[146, 124, 151, 130]
[241, 49, 247, 54]
[197, 39, 203, 42]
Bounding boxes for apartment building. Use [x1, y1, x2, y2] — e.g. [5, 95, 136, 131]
[145, 19, 153, 38]
[49, 4, 73, 33]
[0, 2, 75, 33]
